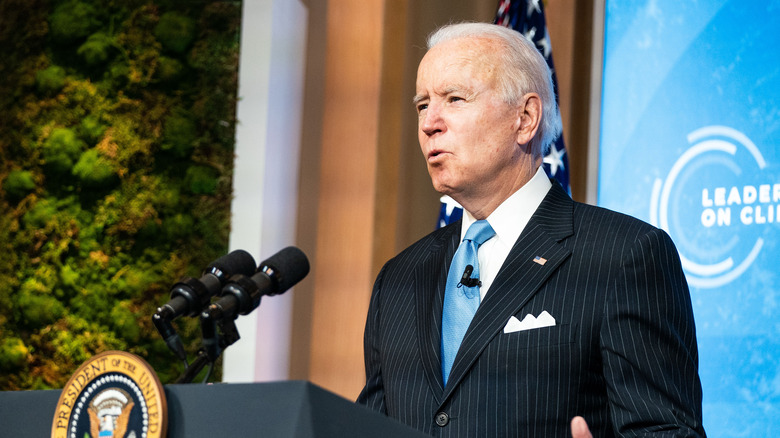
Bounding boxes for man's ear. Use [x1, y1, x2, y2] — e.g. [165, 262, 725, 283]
[516, 93, 542, 147]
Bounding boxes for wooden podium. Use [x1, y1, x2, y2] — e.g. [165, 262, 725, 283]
[0, 381, 429, 437]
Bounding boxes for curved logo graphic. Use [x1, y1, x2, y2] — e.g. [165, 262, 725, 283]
[51, 351, 167, 438]
[650, 125, 777, 289]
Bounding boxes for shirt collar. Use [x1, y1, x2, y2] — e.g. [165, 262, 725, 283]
[461, 166, 552, 245]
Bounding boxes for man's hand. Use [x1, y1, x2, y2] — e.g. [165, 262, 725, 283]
[571, 416, 593, 438]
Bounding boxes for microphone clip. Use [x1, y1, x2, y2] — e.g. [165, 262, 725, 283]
[457, 264, 481, 288]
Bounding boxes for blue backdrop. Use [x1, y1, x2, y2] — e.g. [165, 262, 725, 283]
[597, 1, 780, 436]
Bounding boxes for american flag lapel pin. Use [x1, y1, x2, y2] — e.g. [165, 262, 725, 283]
[533, 256, 547, 266]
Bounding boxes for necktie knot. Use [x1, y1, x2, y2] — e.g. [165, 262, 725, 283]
[464, 219, 495, 246]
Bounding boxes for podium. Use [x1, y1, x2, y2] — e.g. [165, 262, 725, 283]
[0, 381, 429, 437]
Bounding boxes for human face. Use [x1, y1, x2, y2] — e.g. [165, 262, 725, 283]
[414, 37, 535, 217]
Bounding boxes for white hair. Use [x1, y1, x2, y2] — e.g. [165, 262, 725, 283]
[427, 22, 562, 158]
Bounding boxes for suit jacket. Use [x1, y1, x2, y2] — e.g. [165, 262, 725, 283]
[357, 183, 705, 437]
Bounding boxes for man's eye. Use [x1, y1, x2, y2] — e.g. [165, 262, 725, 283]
[417, 103, 428, 112]
[449, 96, 463, 103]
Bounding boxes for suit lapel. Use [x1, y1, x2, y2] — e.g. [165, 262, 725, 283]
[441, 183, 575, 400]
[416, 222, 460, 400]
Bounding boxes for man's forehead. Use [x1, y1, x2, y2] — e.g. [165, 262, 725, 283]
[425, 35, 503, 64]
[416, 40, 499, 96]
[420, 37, 501, 73]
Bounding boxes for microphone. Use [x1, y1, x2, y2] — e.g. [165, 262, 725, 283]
[153, 250, 256, 361]
[204, 246, 310, 321]
[458, 264, 481, 288]
[156, 249, 258, 320]
[201, 246, 309, 361]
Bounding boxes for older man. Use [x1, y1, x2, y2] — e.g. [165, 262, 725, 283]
[357, 22, 705, 437]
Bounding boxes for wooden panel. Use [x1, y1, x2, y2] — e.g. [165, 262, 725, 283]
[372, 0, 410, 277]
[306, 0, 386, 399]
[289, 0, 328, 384]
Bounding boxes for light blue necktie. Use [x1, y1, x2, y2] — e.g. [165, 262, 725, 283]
[441, 219, 495, 385]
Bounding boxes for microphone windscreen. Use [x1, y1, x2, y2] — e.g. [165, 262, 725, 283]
[261, 246, 310, 292]
[207, 249, 257, 279]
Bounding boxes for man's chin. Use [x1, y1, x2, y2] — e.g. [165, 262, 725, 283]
[433, 186, 462, 203]
[432, 183, 454, 197]
[428, 172, 450, 190]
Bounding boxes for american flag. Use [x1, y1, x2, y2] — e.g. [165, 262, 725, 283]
[437, 0, 570, 228]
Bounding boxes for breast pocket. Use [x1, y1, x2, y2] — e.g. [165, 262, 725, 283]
[501, 323, 578, 351]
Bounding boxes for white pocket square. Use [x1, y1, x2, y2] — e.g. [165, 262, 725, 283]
[503, 311, 556, 333]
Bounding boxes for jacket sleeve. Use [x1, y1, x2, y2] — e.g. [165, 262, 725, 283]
[601, 227, 706, 437]
[356, 264, 387, 414]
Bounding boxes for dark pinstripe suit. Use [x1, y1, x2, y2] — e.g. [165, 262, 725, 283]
[357, 183, 705, 437]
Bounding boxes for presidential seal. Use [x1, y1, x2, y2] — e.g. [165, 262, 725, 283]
[51, 351, 167, 438]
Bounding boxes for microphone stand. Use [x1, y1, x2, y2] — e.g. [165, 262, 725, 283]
[175, 310, 241, 384]
[175, 349, 210, 384]
[152, 307, 189, 367]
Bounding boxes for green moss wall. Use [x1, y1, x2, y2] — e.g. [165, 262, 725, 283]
[0, 0, 241, 389]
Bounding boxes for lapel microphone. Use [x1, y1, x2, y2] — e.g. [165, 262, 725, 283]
[458, 264, 482, 288]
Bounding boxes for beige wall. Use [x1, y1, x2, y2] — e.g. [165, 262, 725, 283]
[291, 0, 597, 399]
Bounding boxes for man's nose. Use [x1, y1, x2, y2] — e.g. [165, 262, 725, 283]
[420, 104, 445, 136]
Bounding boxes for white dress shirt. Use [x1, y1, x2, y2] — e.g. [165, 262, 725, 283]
[458, 166, 552, 301]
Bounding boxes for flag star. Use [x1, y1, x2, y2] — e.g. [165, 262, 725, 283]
[527, 0, 541, 17]
[543, 144, 566, 176]
[524, 27, 537, 43]
[441, 195, 462, 216]
[537, 29, 552, 58]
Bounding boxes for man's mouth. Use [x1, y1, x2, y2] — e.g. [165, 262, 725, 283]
[428, 149, 446, 160]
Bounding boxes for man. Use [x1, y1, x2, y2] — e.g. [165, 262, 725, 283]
[357, 22, 706, 437]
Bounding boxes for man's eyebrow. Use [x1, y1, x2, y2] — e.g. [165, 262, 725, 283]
[413, 86, 469, 105]
[441, 86, 465, 95]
